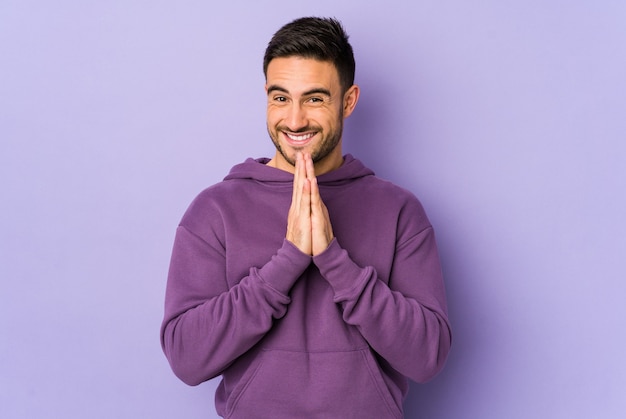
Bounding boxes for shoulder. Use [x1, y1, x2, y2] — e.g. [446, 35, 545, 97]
[178, 180, 240, 232]
[363, 176, 432, 230]
[363, 175, 425, 207]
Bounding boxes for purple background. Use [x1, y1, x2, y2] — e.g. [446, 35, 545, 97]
[1, 1, 625, 418]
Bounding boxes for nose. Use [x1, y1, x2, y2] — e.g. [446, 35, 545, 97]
[285, 102, 308, 131]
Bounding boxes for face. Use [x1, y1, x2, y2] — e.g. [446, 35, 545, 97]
[265, 57, 359, 175]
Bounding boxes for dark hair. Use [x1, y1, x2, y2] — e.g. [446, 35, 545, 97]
[263, 17, 356, 92]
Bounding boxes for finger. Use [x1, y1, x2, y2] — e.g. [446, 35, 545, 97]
[308, 164, 334, 255]
[303, 153, 320, 213]
[301, 176, 312, 215]
[309, 173, 321, 208]
[291, 152, 304, 210]
[304, 153, 320, 209]
[310, 176, 326, 223]
[306, 154, 321, 210]
[286, 152, 314, 254]
[303, 152, 316, 181]
[299, 153, 313, 212]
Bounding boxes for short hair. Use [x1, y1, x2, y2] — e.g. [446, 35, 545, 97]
[263, 17, 356, 92]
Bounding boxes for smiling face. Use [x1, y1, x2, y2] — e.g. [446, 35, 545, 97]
[265, 57, 359, 175]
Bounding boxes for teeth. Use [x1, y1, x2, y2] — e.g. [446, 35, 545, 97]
[287, 132, 314, 142]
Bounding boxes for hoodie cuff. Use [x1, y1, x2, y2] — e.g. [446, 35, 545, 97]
[256, 239, 311, 295]
[313, 239, 369, 299]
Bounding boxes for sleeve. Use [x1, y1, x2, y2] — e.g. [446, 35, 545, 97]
[312, 205, 452, 383]
[160, 223, 310, 386]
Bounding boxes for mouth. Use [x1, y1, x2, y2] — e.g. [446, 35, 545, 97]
[282, 131, 317, 146]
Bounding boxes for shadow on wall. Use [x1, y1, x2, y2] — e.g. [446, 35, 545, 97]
[343, 77, 395, 178]
[403, 234, 482, 418]
[346, 76, 488, 419]
[344, 73, 430, 183]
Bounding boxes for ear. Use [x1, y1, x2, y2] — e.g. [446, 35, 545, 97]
[342, 84, 360, 118]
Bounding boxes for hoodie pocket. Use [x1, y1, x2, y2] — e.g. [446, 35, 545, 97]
[225, 348, 403, 419]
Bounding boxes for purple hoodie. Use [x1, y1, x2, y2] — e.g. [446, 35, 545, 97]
[161, 155, 451, 418]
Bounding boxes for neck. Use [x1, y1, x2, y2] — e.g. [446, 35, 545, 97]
[268, 149, 344, 176]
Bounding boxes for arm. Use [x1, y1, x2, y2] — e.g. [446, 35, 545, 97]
[313, 223, 452, 383]
[160, 225, 310, 386]
[295, 152, 451, 381]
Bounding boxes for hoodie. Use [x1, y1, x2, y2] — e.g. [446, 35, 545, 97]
[161, 155, 451, 419]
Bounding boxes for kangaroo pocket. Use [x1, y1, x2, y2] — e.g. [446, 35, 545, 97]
[224, 348, 403, 419]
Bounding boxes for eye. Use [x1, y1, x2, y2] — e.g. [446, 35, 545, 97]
[308, 97, 324, 103]
[273, 96, 287, 102]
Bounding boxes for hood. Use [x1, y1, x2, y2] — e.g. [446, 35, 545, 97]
[224, 154, 374, 186]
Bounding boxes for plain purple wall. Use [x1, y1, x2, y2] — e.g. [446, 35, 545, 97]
[1, 1, 625, 418]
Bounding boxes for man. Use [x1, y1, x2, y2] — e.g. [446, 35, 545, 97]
[161, 17, 451, 418]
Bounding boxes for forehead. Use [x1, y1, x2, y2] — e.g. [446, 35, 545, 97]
[266, 57, 340, 91]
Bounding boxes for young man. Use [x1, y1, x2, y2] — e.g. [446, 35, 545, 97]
[161, 17, 451, 419]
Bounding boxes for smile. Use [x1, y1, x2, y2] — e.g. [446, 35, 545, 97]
[284, 131, 316, 143]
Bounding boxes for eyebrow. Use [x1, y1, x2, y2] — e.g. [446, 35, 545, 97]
[267, 85, 332, 97]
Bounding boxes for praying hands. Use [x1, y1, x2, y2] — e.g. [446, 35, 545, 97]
[285, 152, 334, 256]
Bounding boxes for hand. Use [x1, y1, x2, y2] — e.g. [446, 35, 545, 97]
[286, 152, 312, 255]
[305, 154, 334, 256]
[285, 153, 334, 256]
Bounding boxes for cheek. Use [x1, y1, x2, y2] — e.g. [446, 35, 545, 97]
[318, 109, 342, 129]
[266, 107, 284, 125]
[308, 107, 331, 121]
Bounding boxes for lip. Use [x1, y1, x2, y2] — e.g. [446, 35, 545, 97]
[282, 131, 317, 146]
